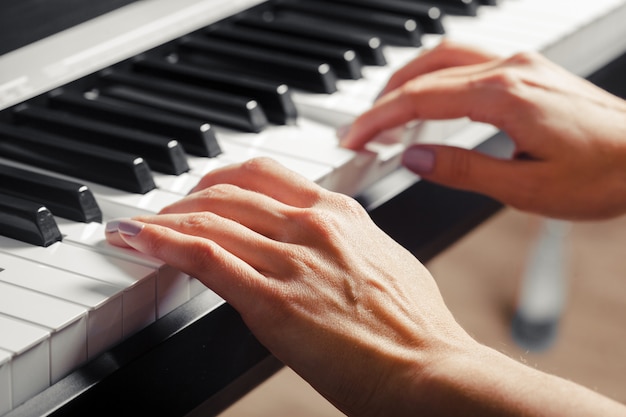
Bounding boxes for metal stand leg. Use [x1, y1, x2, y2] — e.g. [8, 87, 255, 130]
[511, 218, 570, 351]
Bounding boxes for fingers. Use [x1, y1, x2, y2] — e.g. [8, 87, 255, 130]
[189, 157, 323, 208]
[340, 59, 519, 150]
[380, 40, 500, 98]
[402, 144, 545, 212]
[160, 182, 299, 242]
[105, 218, 266, 310]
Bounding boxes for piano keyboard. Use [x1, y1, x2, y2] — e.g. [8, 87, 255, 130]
[1, 0, 626, 414]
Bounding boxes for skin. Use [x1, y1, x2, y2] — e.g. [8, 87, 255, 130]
[106, 159, 625, 416]
[341, 41, 626, 220]
[106, 42, 626, 415]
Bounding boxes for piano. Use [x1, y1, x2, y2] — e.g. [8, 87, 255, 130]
[1, 0, 626, 415]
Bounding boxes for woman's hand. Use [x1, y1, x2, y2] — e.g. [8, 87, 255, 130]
[105, 158, 478, 416]
[341, 41, 626, 220]
[106, 158, 626, 417]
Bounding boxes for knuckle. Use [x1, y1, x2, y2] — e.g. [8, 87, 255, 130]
[505, 50, 542, 67]
[240, 157, 278, 175]
[444, 147, 473, 184]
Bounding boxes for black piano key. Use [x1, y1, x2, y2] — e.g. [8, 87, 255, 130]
[206, 24, 363, 80]
[0, 163, 102, 223]
[13, 104, 189, 175]
[97, 69, 268, 133]
[325, 0, 445, 34]
[177, 36, 338, 94]
[411, 0, 479, 16]
[478, 0, 498, 5]
[272, 0, 423, 47]
[0, 123, 156, 194]
[234, 14, 387, 66]
[101, 85, 265, 134]
[0, 192, 62, 247]
[48, 90, 222, 158]
[132, 57, 298, 125]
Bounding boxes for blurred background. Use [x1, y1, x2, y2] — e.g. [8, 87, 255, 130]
[219, 207, 626, 416]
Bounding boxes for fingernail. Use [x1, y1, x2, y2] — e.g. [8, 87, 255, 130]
[402, 147, 435, 174]
[105, 219, 144, 236]
[336, 124, 351, 141]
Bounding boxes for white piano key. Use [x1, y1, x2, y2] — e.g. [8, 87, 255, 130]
[0, 282, 87, 388]
[153, 170, 202, 195]
[0, 316, 49, 410]
[183, 153, 233, 178]
[217, 119, 353, 170]
[0, 348, 11, 415]
[0, 236, 158, 335]
[56, 219, 206, 320]
[201, 138, 335, 185]
[0, 253, 123, 360]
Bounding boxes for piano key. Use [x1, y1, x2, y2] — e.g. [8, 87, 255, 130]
[271, 2, 423, 47]
[0, 234, 159, 334]
[419, 0, 479, 16]
[0, 192, 62, 247]
[325, 0, 445, 34]
[233, 13, 387, 66]
[132, 57, 298, 125]
[0, 316, 49, 410]
[0, 153, 184, 218]
[0, 281, 88, 390]
[0, 123, 156, 194]
[205, 24, 363, 80]
[54, 217, 211, 310]
[209, 118, 407, 197]
[177, 35, 339, 94]
[199, 140, 335, 186]
[0, 252, 123, 362]
[0, 162, 102, 223]
[48, 90, 222, 157]
[0, 348, 11, 414]
[98, 70, 268, 133]
[12, 104, 190, 176]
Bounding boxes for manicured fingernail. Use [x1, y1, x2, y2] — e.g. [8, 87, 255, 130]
[402, 147, 435, 174]
[336, 124, 351, 140]
[105, 219, 144, 236]
[105, 219, 122, 233]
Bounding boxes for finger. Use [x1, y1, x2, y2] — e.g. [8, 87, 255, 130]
[160, 183, 299, 242]
[143, 212, 288, 272]
[402, 144, 546, 211]
[106, 219, 266, 312]
[380, 40, 500, 97]
[191, 157, 323, 208]
[340, 61, 523, 150]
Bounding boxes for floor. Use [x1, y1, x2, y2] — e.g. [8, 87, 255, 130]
[219, 208, 626, 416]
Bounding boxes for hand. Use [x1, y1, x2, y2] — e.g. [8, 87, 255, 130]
[341, 41, 626, 220]
[105, 158, 479, 416]
[105, 158, 626, 417]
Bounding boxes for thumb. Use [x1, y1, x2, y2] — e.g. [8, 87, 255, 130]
[402, 144, 531, 204]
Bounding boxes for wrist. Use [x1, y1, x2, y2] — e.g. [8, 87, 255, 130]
[412, 342, 626, 417]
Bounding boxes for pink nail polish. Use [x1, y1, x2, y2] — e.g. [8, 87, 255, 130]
[402, 147, 435, 174]
[117, 220, 144, 237]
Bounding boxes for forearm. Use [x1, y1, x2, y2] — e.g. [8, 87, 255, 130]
[410, 344, 626, 417]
